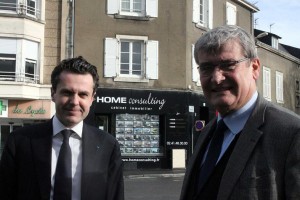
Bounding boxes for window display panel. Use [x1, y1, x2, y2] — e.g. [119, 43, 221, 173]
[116, 113, 161, 156]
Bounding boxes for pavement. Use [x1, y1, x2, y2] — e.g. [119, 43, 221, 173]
[123, 168, 186, 179]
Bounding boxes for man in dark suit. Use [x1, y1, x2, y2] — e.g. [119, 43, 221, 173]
[0, 56, 124, 200]
[180, 25, 300, 200]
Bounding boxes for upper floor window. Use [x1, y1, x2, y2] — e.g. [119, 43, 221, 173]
[263, 66, 271, 101]
[0, 0, 41, 19]
[104, 35, 159, 82]
[107, 0, 158, 18]
[275, 71, 283, 103]
[226, 2, 236, 25]
[192, 44, 200, 86]
[192, 0, 213, 29]
[0, 38, 39, 83]
[271, 36, 279, 49]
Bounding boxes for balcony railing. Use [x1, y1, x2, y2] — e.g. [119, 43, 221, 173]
[0, 71, 39, 84]
[0, 2, 41, 19]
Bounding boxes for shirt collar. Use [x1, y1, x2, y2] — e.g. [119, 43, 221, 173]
[52, 115, 83, 138]
[218, 91, 258, 135]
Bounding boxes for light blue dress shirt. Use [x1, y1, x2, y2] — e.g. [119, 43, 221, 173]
[201, 91, 258, 165]
[218, 91, 258, 162]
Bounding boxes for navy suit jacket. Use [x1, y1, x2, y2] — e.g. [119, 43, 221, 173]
[0, 120, 124, 200]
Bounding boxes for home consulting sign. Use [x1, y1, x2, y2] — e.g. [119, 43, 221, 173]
[94, 88, 188, 114]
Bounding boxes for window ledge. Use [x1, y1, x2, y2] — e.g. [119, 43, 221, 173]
[194, 23, 209, 31]
[114, 14, 150, 21]
[114, 76, 149, 83]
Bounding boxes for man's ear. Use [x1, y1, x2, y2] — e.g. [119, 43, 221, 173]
[251, 58, 260, 80]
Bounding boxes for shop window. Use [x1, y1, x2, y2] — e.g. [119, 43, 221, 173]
[192, 0, 212, 29]
[107, 0, 158, 18]
[226, 2, 236, 25]
[104, 35, 159, 82]
[115, 114, 162, 156]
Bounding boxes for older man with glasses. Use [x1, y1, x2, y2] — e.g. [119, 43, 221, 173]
[180, 25, 300, 200]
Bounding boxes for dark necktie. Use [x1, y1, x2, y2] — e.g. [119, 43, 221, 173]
[53, 129, 73, 200]
[197, 119, 228, 191]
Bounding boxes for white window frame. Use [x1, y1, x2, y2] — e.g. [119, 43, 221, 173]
[107, 0, 158, 18]
[0, 38, 39, 83]
[275, 71, 283, 103]
[263, 66, 271, 101]
[26, 0, 36, 17]
[104, 35, 159, 82]
[193, 0, 212, 29]
[226, 2, 236, 25]
[119, 39, 144, 77]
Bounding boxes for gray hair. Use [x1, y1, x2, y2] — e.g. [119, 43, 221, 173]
[194, 25, 257, 64]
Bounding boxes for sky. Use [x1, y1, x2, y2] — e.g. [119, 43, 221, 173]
[253, 0, 300, 48]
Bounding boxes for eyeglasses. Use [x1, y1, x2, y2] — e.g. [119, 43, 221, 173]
[197, 57, 250, 75]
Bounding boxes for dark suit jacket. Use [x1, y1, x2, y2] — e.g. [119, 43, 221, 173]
[0, 120, 124, 200]
[180, 95, 300, 200]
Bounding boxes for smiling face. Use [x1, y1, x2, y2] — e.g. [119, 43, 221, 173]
[51, 71, 95, 128]
[198, 40, 260, 116]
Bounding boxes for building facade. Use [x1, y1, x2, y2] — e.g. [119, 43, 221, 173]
[0, 0, 65, 157]
[73, 0, 258, 169]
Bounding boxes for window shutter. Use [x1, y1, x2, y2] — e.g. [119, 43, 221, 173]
[24, 40, 38, 60]
[226, 2, 236, 25]
[146, 0, 158, 17]
[107, 0, 119, 14]
[146, 40, 159, 79]
[104, 38, 118, 77]
[208, 0, 213, 29]
[0, 38, 17, 54]
[192, 45, 199, 82]
[193, 0, 200, 23]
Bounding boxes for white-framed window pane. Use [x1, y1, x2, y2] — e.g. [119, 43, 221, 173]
[0, 54, 16, 80]
[120, 40, 143, 76]
[25, 59, 36, 81]
[121, 0, 130, 12]
[26, 0, 36, 16]
[133, 0, 142, 12]
[121, 0, 142, 13]
[0, 0, 17, 12]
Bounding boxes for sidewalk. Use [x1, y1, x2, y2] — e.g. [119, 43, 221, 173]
[124, 168, 186, 179]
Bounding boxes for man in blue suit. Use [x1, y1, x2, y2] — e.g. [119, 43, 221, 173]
[0, 56, 124, 200]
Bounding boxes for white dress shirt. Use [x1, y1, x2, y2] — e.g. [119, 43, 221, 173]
[51, 115, 83, 200]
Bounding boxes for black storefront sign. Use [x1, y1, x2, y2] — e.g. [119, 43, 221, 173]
[87, 88, 208, 169]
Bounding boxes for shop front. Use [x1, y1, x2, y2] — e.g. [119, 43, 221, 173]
[0, 99, 53, 159]
[85, 88, 211, 170]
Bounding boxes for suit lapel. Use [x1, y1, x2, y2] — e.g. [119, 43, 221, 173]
[31, 120, 53, 199]
[218, 96, 268, 200]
